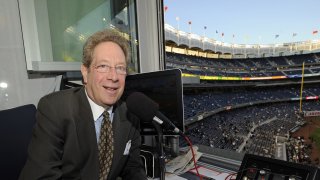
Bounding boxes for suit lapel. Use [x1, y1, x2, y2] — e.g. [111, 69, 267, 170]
[109, 102, 131, 176]
[74, 87, 99, 179]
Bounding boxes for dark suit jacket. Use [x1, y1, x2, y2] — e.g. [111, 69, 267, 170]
[19, 87, 147, 180]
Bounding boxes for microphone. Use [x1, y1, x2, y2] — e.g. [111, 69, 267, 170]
[126, 92, 182, 134]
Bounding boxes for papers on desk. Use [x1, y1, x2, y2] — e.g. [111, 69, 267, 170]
[165, 174, 188, 180]
[165, 146, 202, 175]
[189, 166, 237, 180]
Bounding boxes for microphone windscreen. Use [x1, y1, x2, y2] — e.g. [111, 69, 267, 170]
[126, 92, 159, 122]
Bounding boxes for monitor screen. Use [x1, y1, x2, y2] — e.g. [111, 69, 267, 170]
[122, 69, 184, 135]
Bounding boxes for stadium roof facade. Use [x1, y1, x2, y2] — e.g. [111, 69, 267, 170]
[165, 24, 320, 59]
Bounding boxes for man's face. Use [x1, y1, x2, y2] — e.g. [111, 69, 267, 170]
[81, 42, 126, 108]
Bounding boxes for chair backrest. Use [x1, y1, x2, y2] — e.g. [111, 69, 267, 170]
[0, 104, 36, 180]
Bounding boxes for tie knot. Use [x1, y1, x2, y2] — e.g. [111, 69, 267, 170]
[103, 110, 110, 119]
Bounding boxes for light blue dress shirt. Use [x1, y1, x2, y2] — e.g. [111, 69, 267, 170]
[94, 110, 113, 142]
[85, 90, 113, 142]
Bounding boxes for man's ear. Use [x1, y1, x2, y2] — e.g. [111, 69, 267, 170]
[81, 64, 88, 84]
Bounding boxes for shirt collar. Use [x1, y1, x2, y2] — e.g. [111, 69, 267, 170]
[85, 89, 113, 121]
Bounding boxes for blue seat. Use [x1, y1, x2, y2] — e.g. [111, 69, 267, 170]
[0, 104, 36, 180]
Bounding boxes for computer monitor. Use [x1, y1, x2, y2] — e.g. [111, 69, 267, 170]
[122, 69, 184, 135]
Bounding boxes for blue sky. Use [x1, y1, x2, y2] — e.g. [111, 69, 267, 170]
[163, 0, 320, 45]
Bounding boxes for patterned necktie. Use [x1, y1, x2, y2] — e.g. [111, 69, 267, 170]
[98, 110, 114, 180]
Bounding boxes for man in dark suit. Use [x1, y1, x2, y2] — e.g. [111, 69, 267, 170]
[19, 29, 147, 180]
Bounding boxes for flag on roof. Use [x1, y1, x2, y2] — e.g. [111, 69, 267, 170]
[312, 30, 318, 35]
[164, 6, 168, 12]
[275, 34, 279, 38]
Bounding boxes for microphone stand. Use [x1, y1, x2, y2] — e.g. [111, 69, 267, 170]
[152, 121, 165, 180]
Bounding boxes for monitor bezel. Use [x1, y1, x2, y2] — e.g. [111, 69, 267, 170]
[123, 69, 184, 136]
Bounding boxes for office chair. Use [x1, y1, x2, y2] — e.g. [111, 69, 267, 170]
[0, 104, 36, 180]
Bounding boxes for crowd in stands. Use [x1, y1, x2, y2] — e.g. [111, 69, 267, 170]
[181, 92, 320, 163]
[243, 105, 300, 158]
[183, 86, 320, 120]
[166, 52, 320, 77]
[173, 51, 320, 166]
[286, 137, 314, 165]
